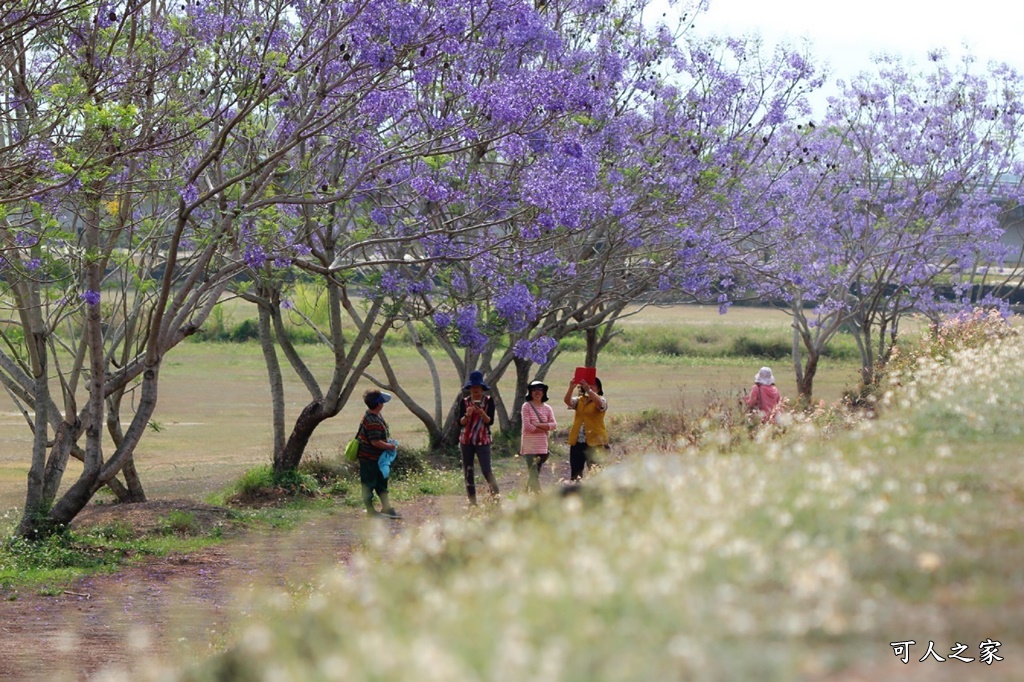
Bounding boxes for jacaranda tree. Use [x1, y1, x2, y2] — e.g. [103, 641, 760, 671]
[231, 0, 633, 472]
[736, 52, 1024, 399]
[372, 31, 826, 445]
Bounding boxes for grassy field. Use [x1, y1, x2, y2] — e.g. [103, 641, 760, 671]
[155, 312, 1024, 682]
[0, 304, 863, 512]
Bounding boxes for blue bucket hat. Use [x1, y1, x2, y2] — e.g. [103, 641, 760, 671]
[462, 370, 490, 391]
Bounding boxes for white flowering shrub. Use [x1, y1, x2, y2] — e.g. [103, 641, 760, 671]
[135, 332, 1024, 682]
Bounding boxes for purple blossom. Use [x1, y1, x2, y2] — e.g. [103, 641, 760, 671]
[407, 278, 432, 295]
[24, 140, 54, 163]
[560, 141, 584, 159]
[527, 131, 549, 154]
[433, 311, 452, 329]
[455, 306, 488, 354]
[410, 176, 451, 203]
[494, 283, 544, 333]
[280, 299, 294, 310]
[512, 336, 558, 365]
[80, 290, 101, 307]
[717, 294, 731, 315]
[244, 245, 267, 269]
[178, 184, 200, 205]
[380, 270, 403, 294]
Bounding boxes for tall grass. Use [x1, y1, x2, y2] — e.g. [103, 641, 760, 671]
[131, 316, 1024, 682]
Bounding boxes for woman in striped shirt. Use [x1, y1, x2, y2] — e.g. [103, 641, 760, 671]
[520, 380, 556, 493]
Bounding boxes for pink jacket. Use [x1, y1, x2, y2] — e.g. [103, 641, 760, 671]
[745, 384, 781, 424]
[520, 402, 556, 455]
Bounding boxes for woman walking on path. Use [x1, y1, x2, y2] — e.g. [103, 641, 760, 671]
[520, 380, 556, 493]
[457, 370, 500, 506]
[564, 376, 609, 482]
[356, 389, 401, 519]
[744, 366, 782, 425]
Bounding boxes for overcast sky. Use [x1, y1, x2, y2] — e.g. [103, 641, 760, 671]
[663, 0, 1024, 112]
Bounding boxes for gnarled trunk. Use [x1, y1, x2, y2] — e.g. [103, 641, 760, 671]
[274, 399, 338, 475]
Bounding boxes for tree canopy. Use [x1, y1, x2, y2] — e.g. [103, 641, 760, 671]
[2, 0, 1023, 538]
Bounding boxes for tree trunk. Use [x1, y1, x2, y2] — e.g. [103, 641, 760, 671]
[439, 406, 461, 449]
[507, 357, 532, 436]
[258, 300, 286, 457]
[585, 327, 599, 367]
[18, 330, 50, 536]
[796, 350, 819, 401]
[106, 393, 146, 502]
[274, 399, 337, 475]
[372, 347, 445, 448]
[40, 418, 78, 508]
[407, 322, 443, 425]
[19, 359, 163, 538]
[118, 457, 147, 503]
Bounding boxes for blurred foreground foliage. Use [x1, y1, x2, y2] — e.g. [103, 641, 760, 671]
[145, 312, 1024, 681]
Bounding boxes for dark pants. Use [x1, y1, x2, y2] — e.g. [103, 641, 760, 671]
[460, 443, 499, 503]
[570, 443, 608, 481]
[359, 457, 389, 511]
[524, 453, 549, 493]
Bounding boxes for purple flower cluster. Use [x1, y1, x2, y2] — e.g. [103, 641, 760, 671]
[512, 336, 557, 365]
[494, 283, 545, 333]
[380, 270, 403, 295]
[455, 306, 488, 354]
[432, 311, 452, 329]
[244, 244, 268, 270]
[80, 290, 101, 306]
[178, 183, 199, 206]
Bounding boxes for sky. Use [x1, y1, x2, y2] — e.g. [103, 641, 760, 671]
[661, 0, 1024, 113]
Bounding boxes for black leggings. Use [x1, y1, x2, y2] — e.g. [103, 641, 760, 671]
[570, 443, 608, 481]
[460, 443, 499, 503]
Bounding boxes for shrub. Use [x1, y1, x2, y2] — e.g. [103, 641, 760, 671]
[228, 319, 260, 342]
[730, 336, 791, 360]
[232, 465, 277, 498]
[882, 308, 1017, 387]
[386, 448, 427, 481]
[231, 464, 322, 501]
[159, 510, 201, 536]
[612, 389, 749, 451]
[0, 532, 106, 573]
[300, 452, 346, 486]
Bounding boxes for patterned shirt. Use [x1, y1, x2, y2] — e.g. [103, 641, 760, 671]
[457, 396, 495, 445]
[357, 411, 389, 460]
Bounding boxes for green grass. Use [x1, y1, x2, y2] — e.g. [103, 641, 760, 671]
[0, 520, 226, 593]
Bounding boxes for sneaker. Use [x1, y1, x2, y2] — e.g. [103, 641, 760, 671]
[366, 509, 386, 518]
[381, 508, 402, 519]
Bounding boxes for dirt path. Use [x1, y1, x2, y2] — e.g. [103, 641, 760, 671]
[0, 463, 547, 681]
